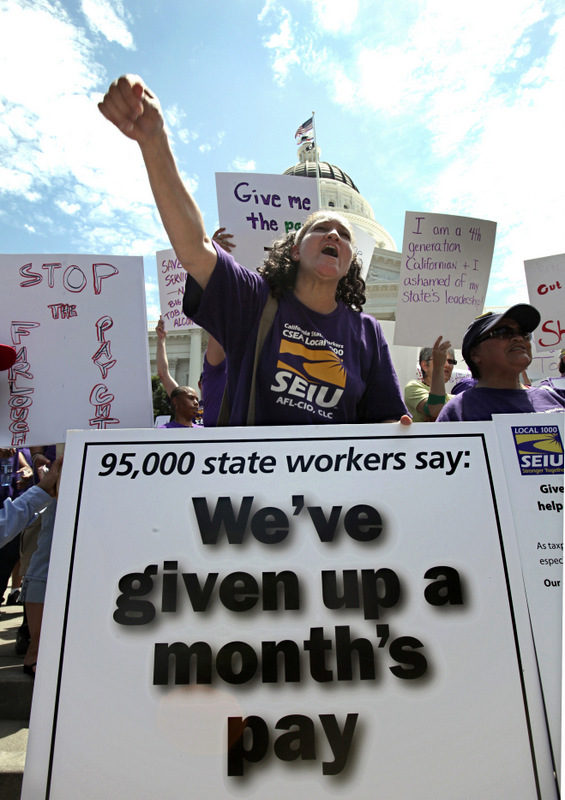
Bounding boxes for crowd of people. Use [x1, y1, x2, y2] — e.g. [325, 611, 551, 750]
[0, 346, 61, 678]
[1, 73, 564, 687]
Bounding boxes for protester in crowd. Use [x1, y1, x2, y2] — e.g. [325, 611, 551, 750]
[404, 336, 455, 421]
[159, 385, 200, 428]
[154, 317, 200, 428]
[155, 227, 231, 426]
[0, 447, 34, 603]
[99, 76, 409, 426]
[437, 305, 565, 421]
[155, 317, 226, 427]
[0, 458, 61, 548]
[20, 491, 57, 677]
[13, 445, 58, 654]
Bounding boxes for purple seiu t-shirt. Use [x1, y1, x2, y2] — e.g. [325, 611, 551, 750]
[437, 385, 565, 421]
[158, 420, 199, 429]
[201, 354, 227, 427]
[182, 244, 407, 426]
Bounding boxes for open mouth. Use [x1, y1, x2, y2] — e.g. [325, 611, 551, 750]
[322, 245, 338, 257]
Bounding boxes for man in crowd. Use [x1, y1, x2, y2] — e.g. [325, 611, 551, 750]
[438, 304, 565, 421]
[404, 335, 455, 421]
[160, 385, 200, 428]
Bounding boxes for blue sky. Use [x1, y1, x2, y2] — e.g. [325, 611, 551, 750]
[1, 0, 563, 322]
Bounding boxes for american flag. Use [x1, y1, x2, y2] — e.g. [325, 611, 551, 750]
[295, 116, 314, 143]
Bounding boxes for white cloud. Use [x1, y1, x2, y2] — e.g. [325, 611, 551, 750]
[0, 0, 169, 253]
[164, 104, 185, 129]
[257, 0, 277, 23]
[56, 200, 81, 215]
[261, 5, 300, 84]
[80, 0, 134, 49]
[230, 158, 257, 171]
[260, 0, 562, 306]
[312, 0, 359, 34]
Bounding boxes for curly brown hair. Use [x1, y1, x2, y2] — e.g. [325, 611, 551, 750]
[257, 213, 367, 311]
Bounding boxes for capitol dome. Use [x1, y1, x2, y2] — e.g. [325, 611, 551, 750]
[283, 143, 397, 252]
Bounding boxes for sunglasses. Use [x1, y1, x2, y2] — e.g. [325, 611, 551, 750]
[478, 325, 532, 343]
[446, 358, 457, 366]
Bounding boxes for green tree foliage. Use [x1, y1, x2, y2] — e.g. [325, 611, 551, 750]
[152, 375, 171, 419]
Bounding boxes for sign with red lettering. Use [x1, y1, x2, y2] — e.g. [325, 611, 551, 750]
[524, 253, 565, 354]
[0, 254, 153, 446]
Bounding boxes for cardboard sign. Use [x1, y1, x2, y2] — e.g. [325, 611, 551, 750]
[156, 248, 199, 332]
[0, 254, 153, 446]
[525, 253, 565, 354]
[215, 172, 319, 271]
[394, 212, 496, 347]
[22, 424, 557, 799]
[493, 413, 564, 775]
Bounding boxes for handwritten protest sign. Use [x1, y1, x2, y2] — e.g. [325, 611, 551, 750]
[156, 249, 199, 332]
[394, 212, 496, 347]
[0, 254, 153, 446]
[525, 253, 565, 354]
[23, 424, 557, 799]
[215, 172, 319, 271]
[493, 413, 564, 773]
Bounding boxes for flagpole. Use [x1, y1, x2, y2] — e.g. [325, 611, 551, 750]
[311, 111, 322, 210]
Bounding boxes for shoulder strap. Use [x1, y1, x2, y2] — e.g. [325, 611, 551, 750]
[246, 293, 278, 425]
[215, 292, 279, 427]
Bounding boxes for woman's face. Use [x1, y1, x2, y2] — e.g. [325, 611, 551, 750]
[471, 317, 532, 380]
[291, 215, 354, 283]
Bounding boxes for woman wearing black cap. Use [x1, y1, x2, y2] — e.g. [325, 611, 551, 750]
[437, 304, 565, 421]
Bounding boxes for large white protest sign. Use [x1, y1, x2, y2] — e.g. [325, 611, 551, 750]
[215, 172, 319, 271]
[394, 212, 496, 346]
[156, 248, 199, 332]
[493, 413, 564, 776]
[525, 253, 565, 354]
[22, 424, 557, 799]
[0, 254, 153, 446]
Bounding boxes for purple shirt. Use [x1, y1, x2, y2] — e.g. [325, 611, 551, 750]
[183, 244, 407, 426]
[201, 354, 227, 427]
[437, 385, 565, 421]
[159, 420, 194, 429]
[450, 377, 477, 396]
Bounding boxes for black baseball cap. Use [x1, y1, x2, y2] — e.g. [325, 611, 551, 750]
[461, 304, 540, 368]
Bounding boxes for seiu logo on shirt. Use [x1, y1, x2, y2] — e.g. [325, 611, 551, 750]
[511, 425, 564, 476]
[270, 335, 345, 417]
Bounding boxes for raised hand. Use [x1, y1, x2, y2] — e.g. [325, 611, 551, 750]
[98, 75, 164, 144]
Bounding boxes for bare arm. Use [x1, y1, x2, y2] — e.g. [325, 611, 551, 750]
[416, 336, 451, 421]
[98, 75, 217, 289]
[155, 317, 179, 396]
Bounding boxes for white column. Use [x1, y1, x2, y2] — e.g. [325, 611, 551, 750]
[189, 328, 203, 391]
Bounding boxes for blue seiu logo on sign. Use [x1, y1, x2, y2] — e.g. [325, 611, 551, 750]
[511, 425, 564, 476]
